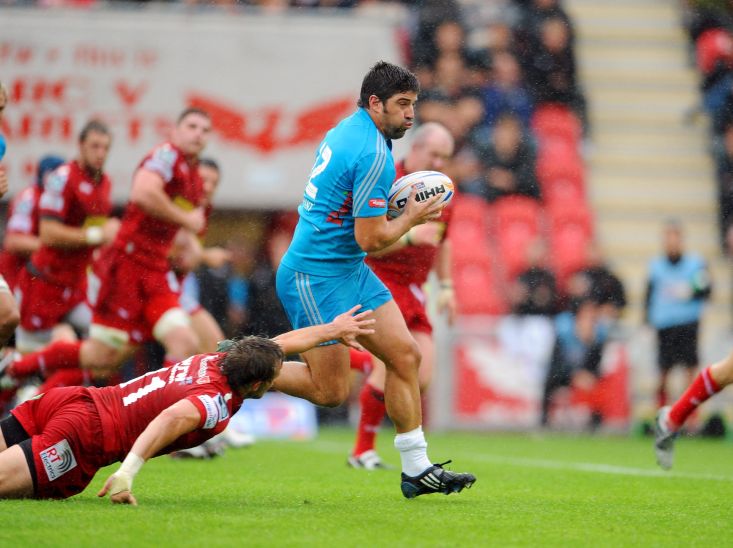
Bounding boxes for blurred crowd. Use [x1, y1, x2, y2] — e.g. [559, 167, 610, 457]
[683, 0, 733, 250]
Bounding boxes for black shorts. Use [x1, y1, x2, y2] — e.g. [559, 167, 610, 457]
[657, 322, 699, 370]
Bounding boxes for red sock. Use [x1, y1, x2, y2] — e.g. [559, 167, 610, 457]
[352, 383, 385, 456]
[349, 348, 373, 374]
[10, 340, 81, 380]
[38, 369, 90, 392]
[668, 366, 721, 429]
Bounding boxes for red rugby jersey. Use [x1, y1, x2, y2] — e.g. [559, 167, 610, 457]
[366, 162, 454, 287]
[31, 161, 112, 286]
[89, 352, 243, 464]
[113, 142, 204, 271]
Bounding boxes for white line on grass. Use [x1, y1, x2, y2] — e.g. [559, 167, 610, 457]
[306, 440, 733, 483]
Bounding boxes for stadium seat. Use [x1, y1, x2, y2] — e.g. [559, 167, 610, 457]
[536, 138, 584, 185]
[540, 173, 587, 217]
[492, 196, 542, 280]
[450, 194, 492, 230]
[696, 28, 733, 75]
[531, 104, 583, 145]
[453, 258, 507, 315]
[547, 208, 594, 283]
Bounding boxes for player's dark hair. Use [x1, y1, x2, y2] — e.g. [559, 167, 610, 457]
[199, 157, 220, 172]
[78, 119, 111, 143]
[358, 61, 420, 108]
[219, 336, 284, 392]
[177, 107, 210, 124]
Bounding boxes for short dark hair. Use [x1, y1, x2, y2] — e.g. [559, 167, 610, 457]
[177, 107, 210, 124]
[357, 61, 420, 108]
[218, 336, 284, 392]
[78, 119, 111, 143]
[199, 157, 220, 172]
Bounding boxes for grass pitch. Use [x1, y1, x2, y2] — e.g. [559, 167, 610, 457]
[1, 427, 732, 547]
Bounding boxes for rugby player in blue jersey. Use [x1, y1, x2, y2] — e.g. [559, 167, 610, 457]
[275, 61, 475, 498]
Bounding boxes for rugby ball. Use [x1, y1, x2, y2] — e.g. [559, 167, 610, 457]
[387, 170, 454, 219]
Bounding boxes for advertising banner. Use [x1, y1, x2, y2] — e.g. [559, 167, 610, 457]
[0, 8, 404, 208]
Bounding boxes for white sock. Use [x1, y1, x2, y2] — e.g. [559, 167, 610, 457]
[394, 426, 432, 477]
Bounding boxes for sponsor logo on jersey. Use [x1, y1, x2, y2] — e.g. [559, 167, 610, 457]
[40, 439, 78, 481]
[198, 394, 219, 429]
[79, 181, 93, 195]
[215, 393, 229, 421]
[368, 198, 386, 208]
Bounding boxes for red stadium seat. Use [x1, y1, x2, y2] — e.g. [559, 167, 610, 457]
[531, 104, 583, 144]
[541, 173, 587, 216]
[696, 28, 733, 75]
[536, 138, 584, 185]
[450, 194, 492, 230]
[547, 208, 594, 283]
[453, 258, 507, 315]
[492, 196, 542, 279]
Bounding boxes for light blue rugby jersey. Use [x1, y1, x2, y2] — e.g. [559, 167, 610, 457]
[281, 108, 395, 276]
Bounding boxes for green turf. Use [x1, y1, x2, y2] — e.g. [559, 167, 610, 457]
[1, 427, 732, 547]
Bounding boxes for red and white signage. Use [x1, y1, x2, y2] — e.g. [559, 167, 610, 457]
[0, 8, 405, 207]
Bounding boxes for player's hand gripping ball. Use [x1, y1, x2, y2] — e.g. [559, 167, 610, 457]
[387, 170, 454, 219]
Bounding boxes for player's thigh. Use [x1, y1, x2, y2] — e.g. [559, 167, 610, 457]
[50, 323, 79, 343]
[358, 299, 419, 368]
[190, 308, 224, 353]
[299, 343, 351, 393]
[0, 444, 34, 498]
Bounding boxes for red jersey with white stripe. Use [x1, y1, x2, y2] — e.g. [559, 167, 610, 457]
[88, 352, 242, 463]
[31, 161, 112, 286]
[366, 162, 454, 286]
[0, 185, 41, 288]
[114, 142, 204, 272]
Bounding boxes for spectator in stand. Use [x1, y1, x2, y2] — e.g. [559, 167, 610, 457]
[462, 112, 540, 203]
[0, 155, 65, 292]
[509, 238, 558, 317]
[541, 296, 609, 429]
[565, 241, 627, 322]
[513, 0, 575, 57]
[644, 219, 712, 408]
[481, 50, 534, 131]
[14, 121, 118, 354]
[418, 53, 485, 145]
[715, 121, 733, 247]
[521, 15, 587, 132]
[410, 2, 464, 67]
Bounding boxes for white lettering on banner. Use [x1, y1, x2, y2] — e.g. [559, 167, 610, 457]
[0, 7, 404, 208]
[122, 376, 167, 406]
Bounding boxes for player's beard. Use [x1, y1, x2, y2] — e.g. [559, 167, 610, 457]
[382, 121, 410, 140]
[380, 107, 411, 140]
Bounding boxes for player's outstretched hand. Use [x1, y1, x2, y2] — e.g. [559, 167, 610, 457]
[333, 304, 375, 350]
[98, 473, 138, 506]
